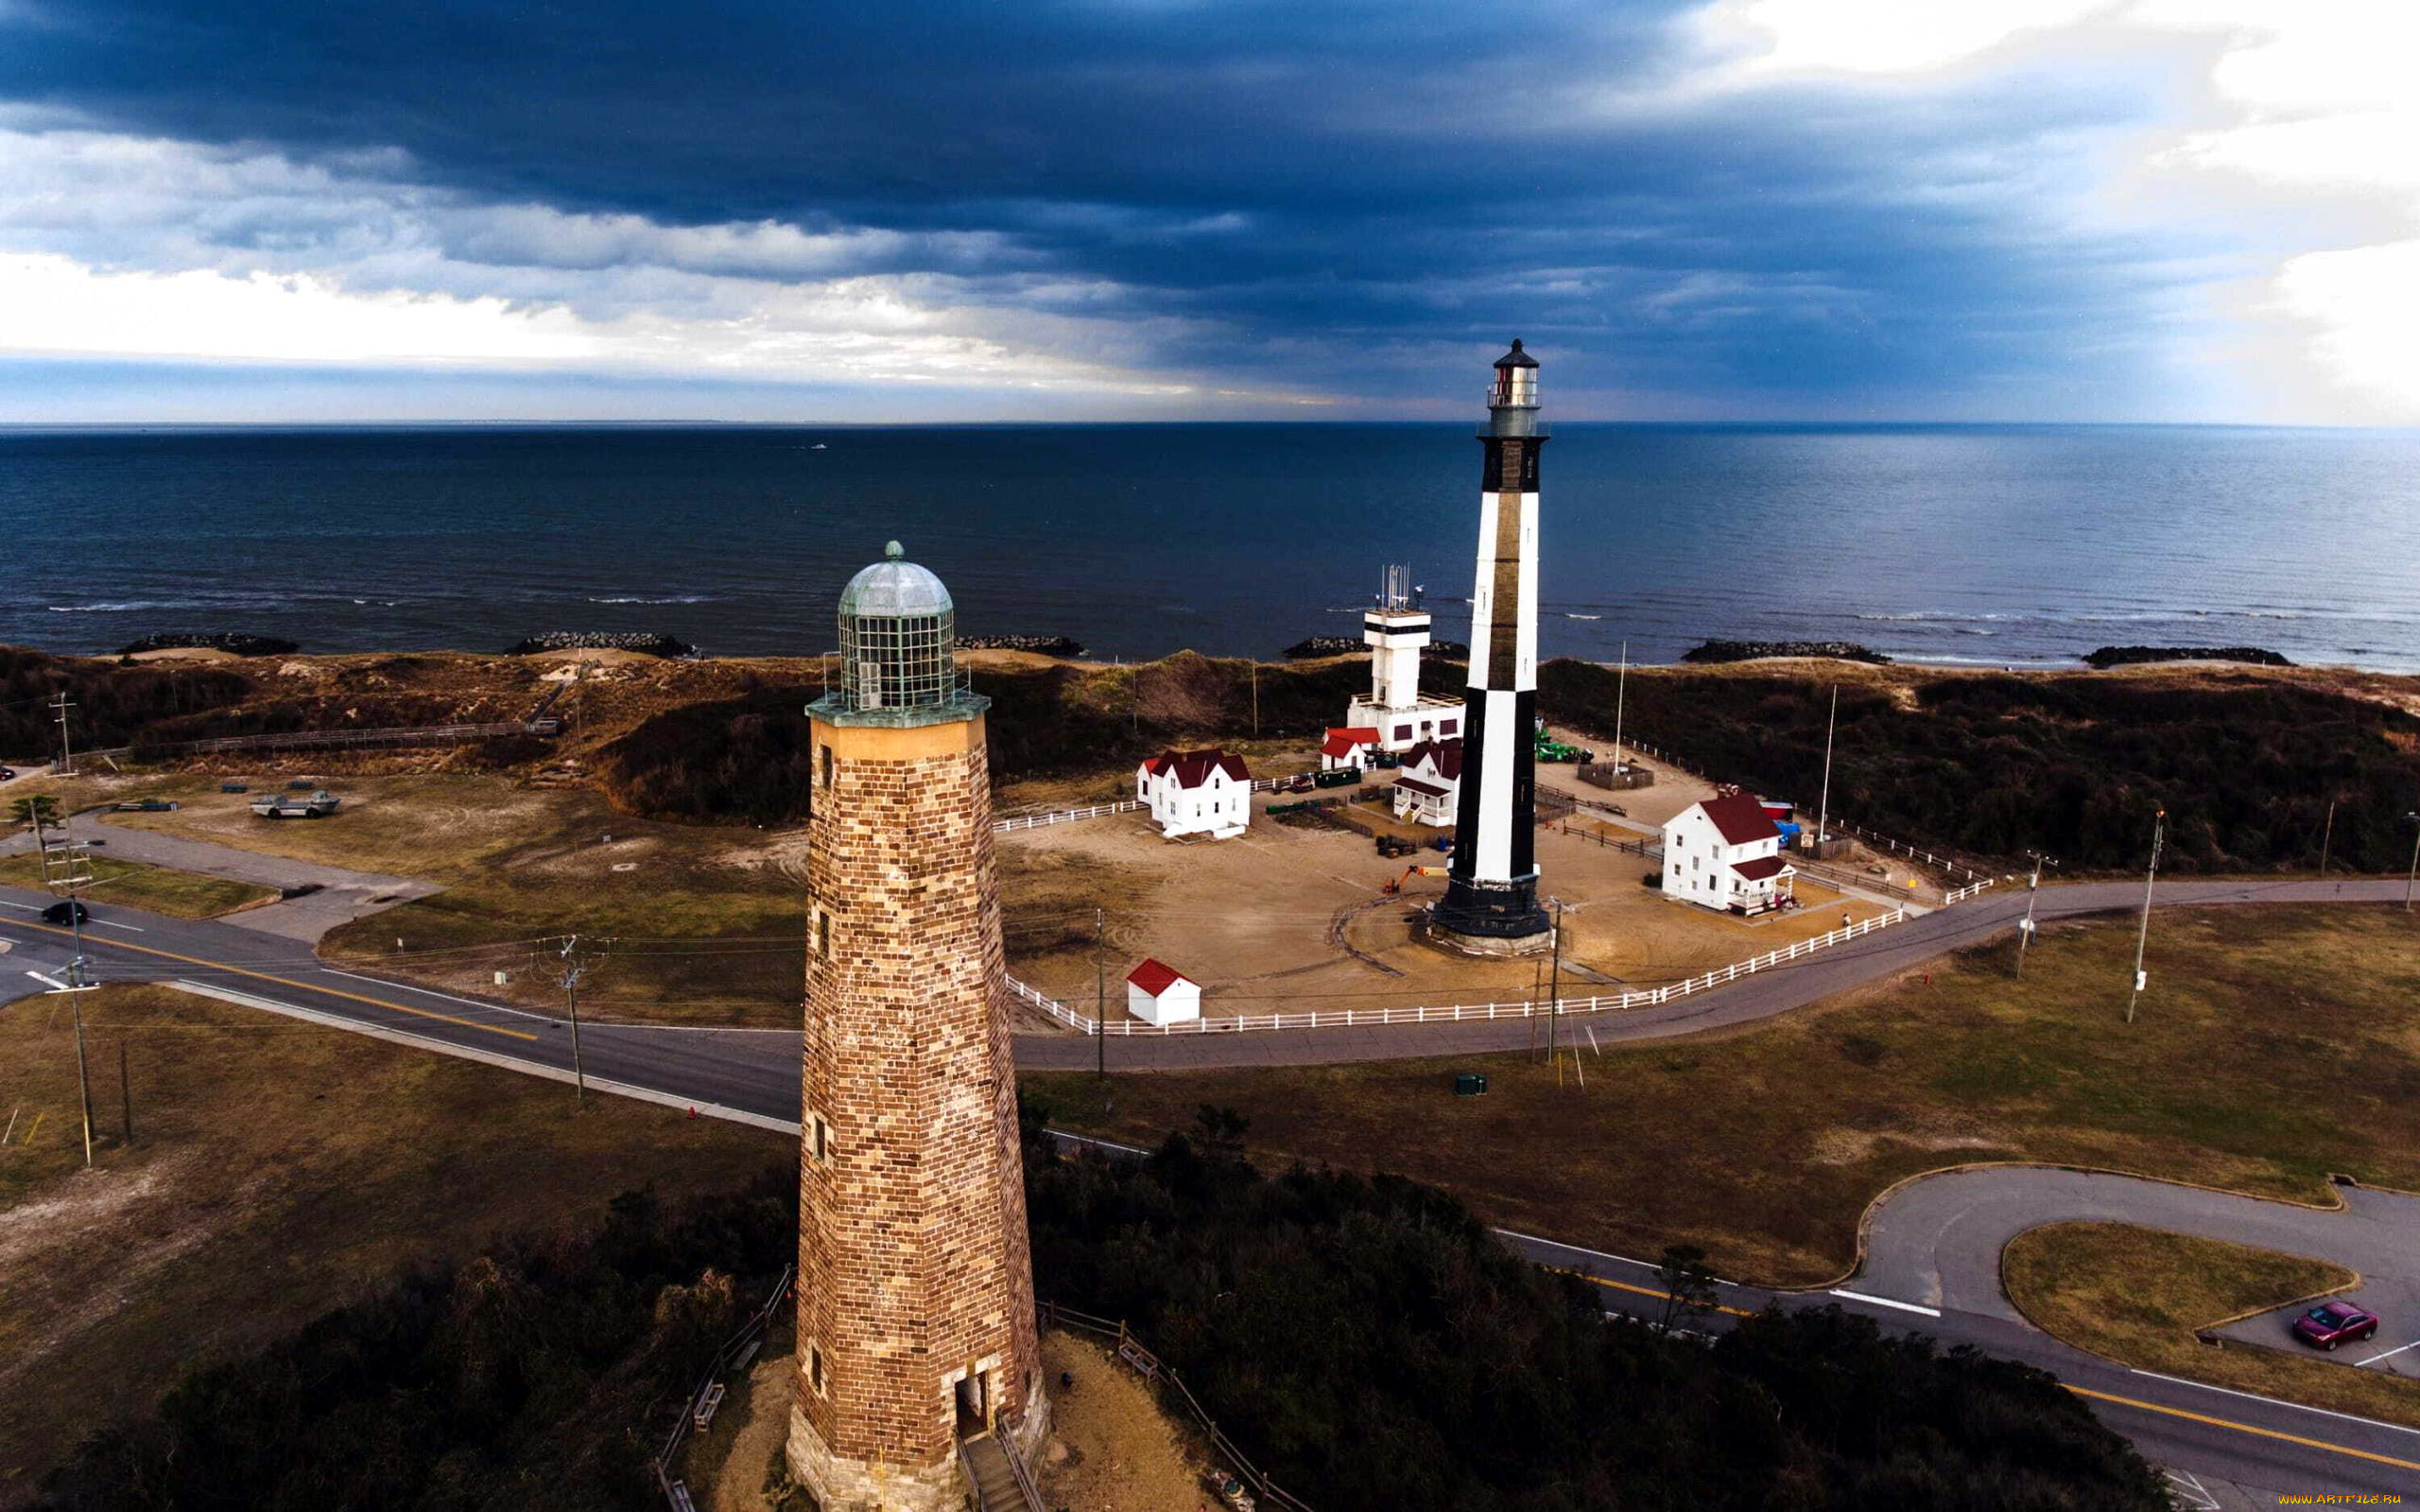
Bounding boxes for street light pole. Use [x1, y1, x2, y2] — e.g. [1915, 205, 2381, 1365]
[1545, 899, 1565, 1063]
[1094, 907, 1107, 1080]
[2125, 811, 2165, 1025]
[1815, 684, 1838, 850]
[2014, 850, 2056, 977]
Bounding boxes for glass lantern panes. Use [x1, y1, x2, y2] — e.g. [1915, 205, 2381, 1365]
[839, 605, 954, 712]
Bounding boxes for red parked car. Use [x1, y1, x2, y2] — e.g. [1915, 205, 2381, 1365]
[2292, 1301, 2379, 1351]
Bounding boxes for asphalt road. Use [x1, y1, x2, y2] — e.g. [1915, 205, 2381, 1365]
[7, 882, 2419, 1497]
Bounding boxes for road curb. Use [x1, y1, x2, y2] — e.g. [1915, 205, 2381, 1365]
[1792, 1159, 2352, 1297]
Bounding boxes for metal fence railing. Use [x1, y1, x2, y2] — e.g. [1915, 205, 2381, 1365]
[1009, 905, 1916, 1037]
[1042, 1301, 1318, 1512]
[653, 1264, 793, 1512]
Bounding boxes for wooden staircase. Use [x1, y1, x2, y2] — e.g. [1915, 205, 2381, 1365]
[959, 1432, 1039, 1512]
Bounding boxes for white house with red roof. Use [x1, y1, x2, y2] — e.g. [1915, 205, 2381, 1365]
[1320, 726, 1380, 772]
[1390, 736, 1463, 827]
[1661, 792, 1797, 914]
[1135, 747, 1253, 839]
[1124, 957, 1201, 1025]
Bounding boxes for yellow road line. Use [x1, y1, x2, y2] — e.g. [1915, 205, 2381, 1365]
[6, 920, 537, 1042]
[1551, 1266, 1757, 1319]
[2063, 1384, 2420, 1474]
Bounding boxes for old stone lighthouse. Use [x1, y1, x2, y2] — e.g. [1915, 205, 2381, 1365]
[787, 542, 1046, 1510]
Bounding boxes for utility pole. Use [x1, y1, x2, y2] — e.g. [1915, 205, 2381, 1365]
[1612, 641, 1628, 777]
[2014, 850, 2057, 977]
[50, 690, 76, 777]
[33, 791, 98, 1166]
[1545, 899, 1565, 1062]
[2125, 811, 2165, 1026]
[1094, 907, 1106, 1080]
[1250, 662, 1259, 738]
[1814, 684, 1838, 850]
[2404, 813, 2418, 913]
[556, 936, 590, 1107]
[2319, 799, 2335, 877]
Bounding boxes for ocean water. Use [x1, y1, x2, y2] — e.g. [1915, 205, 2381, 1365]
[1, 422, 2414, 672]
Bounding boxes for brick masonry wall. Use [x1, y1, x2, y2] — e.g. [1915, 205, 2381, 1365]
[790, 710, 1043, 1505]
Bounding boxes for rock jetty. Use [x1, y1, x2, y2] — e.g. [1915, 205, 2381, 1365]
[957, 634, 1084, 657]
[1288, 635, 1466, 659]
[505, 630, 697, 659]
[1683, 640, 1891, 665]
[2083, 644, 2290, 669]
[117, 632, 300, 657]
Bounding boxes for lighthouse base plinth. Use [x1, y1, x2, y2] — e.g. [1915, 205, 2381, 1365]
[1426, 879, 1551, 957]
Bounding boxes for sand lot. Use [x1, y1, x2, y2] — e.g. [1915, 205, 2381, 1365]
[1000, 747, 1901, 1022]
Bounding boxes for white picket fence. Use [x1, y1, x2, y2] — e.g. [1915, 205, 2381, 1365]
[994, 799, 1145, 833]
[1010, 905, 1917, 1036]
[993, 774, 1326, 833]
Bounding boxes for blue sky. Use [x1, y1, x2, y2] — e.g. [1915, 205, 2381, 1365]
[0, 1, 2410, 423]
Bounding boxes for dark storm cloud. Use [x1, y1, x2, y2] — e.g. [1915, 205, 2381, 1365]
[0, 0, 2209, 413]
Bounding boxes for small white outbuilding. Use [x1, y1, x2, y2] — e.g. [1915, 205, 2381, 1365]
[1125, 958, 1201, 1025]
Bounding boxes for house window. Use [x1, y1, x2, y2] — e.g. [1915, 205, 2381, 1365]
[1394, 724, 1412, 741]
[819, 744, 834, 789]
[808, 1113, 834, 1162]
[815, 910, 832, 959]
[808, 1342, 828, 1397]
[1441, 719, 1458, 736]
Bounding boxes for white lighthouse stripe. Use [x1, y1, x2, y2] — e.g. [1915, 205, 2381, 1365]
[1466, 491, 1501, 683]
[1476, 688, 1518, 879]
[1511, 491, 1539, 691]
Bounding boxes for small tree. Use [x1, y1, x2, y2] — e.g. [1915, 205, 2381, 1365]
[1193, 1103, 1250, 1158]
[1655, 1244, 1720, 1333]
[9, 794, 60, 834]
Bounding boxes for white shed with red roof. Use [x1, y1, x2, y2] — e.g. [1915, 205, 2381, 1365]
[1125, 957, 1201, 1025]
[1661, 792, 1797, 915]
[1320, 726, 1381, 772]
[1135, 747, 1253, 839]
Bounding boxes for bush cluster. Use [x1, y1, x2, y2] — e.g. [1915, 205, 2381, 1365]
[1541, 662, 2420, 872]
[36, 1174, 796, 1512]
[0, 647, 253, 757]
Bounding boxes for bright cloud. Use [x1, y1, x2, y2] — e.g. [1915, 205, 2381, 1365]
[1689, 0, 2420, 420]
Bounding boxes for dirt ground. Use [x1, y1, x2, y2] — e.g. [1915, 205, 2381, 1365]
[690, 1349, 804, 1512]
[1035, 1332, 1209, 1512]
[1000, 746, 1900, 1020]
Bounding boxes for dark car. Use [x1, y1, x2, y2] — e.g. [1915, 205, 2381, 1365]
[41, 899, 90, 926]
[0, 765, 16, 781]
[2292, 1301, 2379, 1351]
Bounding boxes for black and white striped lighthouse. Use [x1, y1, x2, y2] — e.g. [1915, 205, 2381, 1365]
[1432, 339, 1552, 953]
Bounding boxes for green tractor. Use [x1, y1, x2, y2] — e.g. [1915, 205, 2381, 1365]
[1531, 716, 1593, 765]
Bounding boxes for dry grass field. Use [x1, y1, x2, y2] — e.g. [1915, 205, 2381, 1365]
[0, 983, 786, 1505]
[0, 852, 275, 919]
[1026, 904, 2420, 1287]
[2004, 1223, 2420, 1430]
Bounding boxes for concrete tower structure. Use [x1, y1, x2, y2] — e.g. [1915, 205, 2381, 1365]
[1432, 340, 1552, 954]
[788, 541, 1046, 1511]
[1344, 565, 1463, 752]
